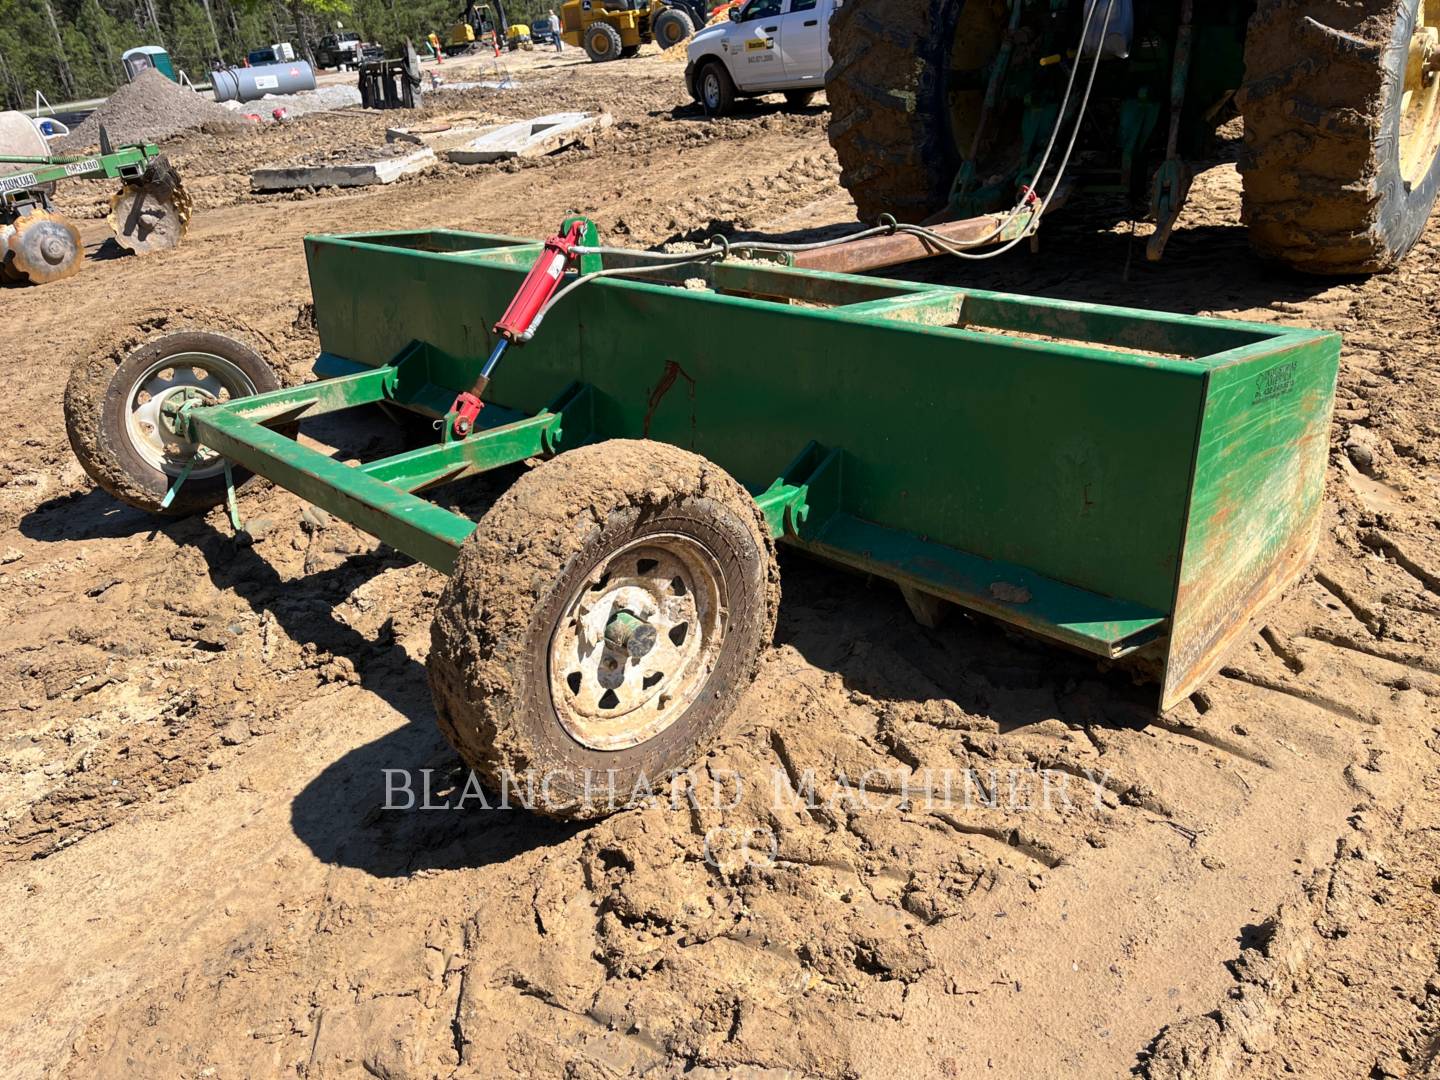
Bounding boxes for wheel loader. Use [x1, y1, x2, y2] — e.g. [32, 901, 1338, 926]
[561, 0, 712, 61]
[826, 0, 1440, 274]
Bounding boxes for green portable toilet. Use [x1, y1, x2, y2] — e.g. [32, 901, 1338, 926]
[121, 46, 177, 82]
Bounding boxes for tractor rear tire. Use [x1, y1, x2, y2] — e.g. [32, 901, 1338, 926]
[584, 22, 624, 62]
[1239, 0, 1440, 274]
[826, 0, 1014, 223]
[427, 440, 778, 820]
[654, 8, 694, 49]
[65, 328, 286, 517]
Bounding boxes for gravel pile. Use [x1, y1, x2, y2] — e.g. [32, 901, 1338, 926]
[59, 70, 244, 151]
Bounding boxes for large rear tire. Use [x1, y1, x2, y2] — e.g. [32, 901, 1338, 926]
[1239, 0, 1440, 273]
[427, 441, 778, 820]
[826, 0, 1014, 223]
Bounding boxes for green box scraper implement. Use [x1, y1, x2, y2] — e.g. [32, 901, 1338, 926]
[64, 226, 1340, 818]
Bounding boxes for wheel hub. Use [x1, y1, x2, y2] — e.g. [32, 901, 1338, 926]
[550, 534, 727, 752]
[125, 351, 256, 479]
[38, 234, 67, 265]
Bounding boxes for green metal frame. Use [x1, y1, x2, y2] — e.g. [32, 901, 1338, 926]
[0, 144, 162, 200]
[181, 228, 1339, 712]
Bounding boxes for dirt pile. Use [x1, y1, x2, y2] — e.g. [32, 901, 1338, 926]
[59, 70, 244, 151]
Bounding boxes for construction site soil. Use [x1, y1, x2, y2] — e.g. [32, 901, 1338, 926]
[3, 46, 1439, 1080]
[58, 68, 245, 152]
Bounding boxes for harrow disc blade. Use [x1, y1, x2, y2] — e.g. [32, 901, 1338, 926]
[6, 210, 83, 285]
[108, 174, 191, 256]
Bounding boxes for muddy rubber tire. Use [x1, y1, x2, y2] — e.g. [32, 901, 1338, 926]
[585, 22, 624, 62]
[784, 89, 817, 109]
[65, 330, 285, 517]
[1239, 0, 1440, 273]
[654, 8, 693, 49]
[697, 59, 737, 116]
[826, 0, 976, 222]
[428, 440, 779, 820]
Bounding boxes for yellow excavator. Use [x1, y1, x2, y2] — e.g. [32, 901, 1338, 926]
[448, 0, 520, 54]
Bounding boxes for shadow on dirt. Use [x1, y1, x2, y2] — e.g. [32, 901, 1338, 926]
[290, 720, 587, 877]
[668, 100, 828, 123]
[19, 487, 175, 542]
[773, 550, 1160, 735]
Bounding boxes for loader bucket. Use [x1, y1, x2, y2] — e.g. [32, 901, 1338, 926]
[198, 230, 1338, 711]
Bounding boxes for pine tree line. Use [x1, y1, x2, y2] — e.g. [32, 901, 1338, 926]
[0, 0, 557, 108]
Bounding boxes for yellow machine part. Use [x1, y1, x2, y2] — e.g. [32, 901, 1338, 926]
[448, 22, 476, 46]
[560, 0, 652, 49]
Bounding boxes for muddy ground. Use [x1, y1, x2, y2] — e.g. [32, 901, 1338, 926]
[2, 44, 1439, 1080]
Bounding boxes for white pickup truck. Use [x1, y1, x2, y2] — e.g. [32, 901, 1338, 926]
[685, 0, 838, 116]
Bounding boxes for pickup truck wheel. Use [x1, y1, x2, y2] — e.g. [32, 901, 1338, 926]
[784, 89, 816, 109]
[428, 440, 779, 820]
[699, 60, 736, 116]
[584, 22, 624, 61]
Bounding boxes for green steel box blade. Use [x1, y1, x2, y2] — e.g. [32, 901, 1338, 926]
[192, 229, 1339, 713]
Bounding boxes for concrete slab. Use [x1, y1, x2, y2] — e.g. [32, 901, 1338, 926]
[444, 112, 612, 164]
[385, 120, 502, 151]
[249, 148, 437, 192]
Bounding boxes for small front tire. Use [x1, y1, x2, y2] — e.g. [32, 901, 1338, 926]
[584, 22, 624, 61]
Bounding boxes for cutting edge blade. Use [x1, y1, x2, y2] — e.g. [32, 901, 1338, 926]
[107, 175, 192, 255]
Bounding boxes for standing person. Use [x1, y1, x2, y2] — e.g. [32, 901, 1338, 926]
[549, 8, 563, 51]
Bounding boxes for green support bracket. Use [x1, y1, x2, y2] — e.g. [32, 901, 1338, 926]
[561, 215, 602, 275]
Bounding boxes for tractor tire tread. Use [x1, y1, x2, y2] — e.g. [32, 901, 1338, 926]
[1239, 0, 1440, 273]
[825, 0, 955, 222]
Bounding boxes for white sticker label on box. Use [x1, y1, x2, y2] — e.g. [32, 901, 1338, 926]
[254, 75, 280, 90]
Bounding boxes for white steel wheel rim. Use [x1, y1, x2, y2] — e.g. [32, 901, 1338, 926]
[550, 533, 728, 752]
[125, 351, 255, 479]
[703, 71, 723, 110]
